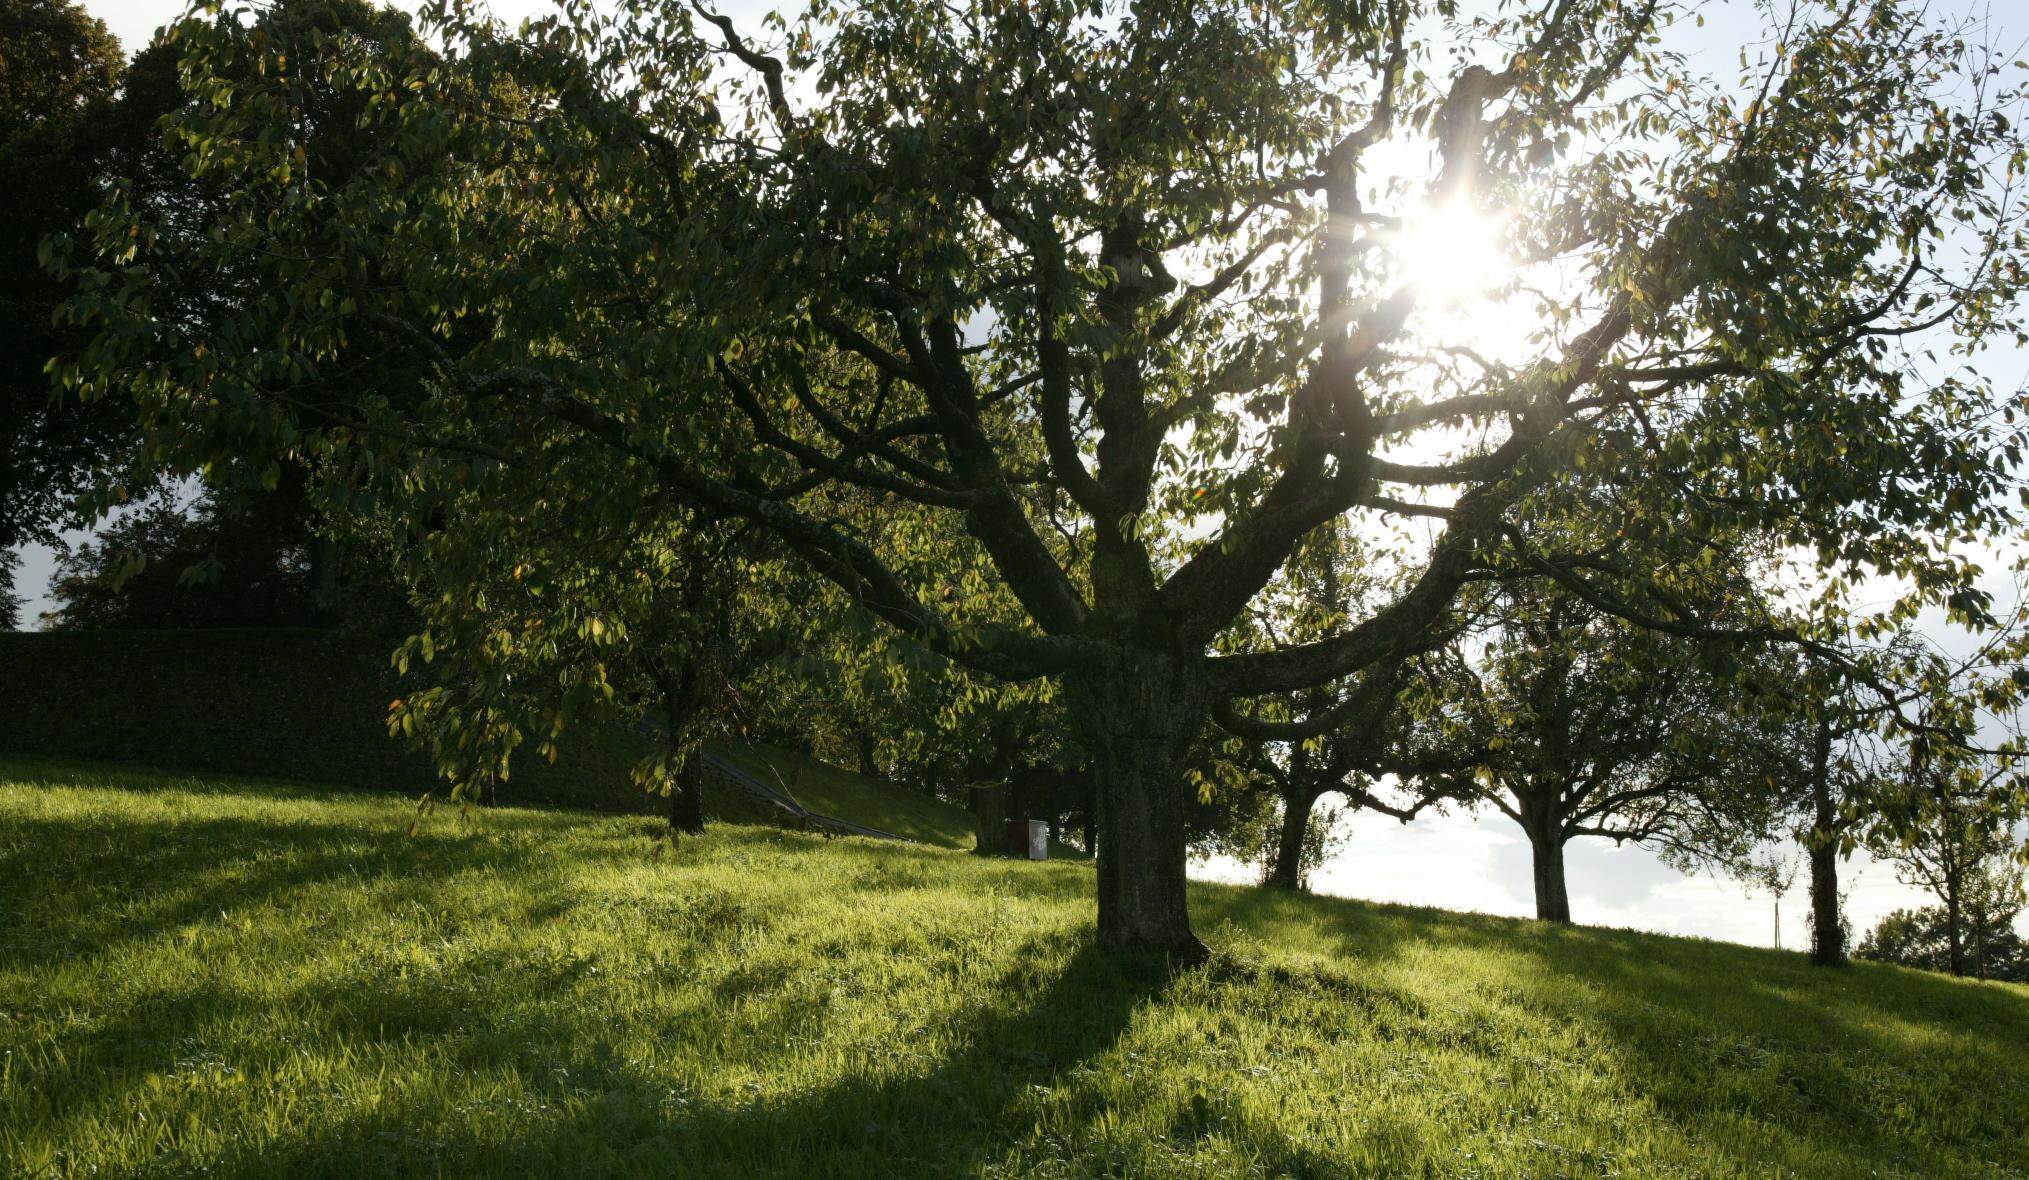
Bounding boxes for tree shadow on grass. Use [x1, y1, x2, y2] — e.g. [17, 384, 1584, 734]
[1197, 881, 2029, 1174]
[3, 792, 1203, 1178]
[134, 939, 1181, 1179]
[0, 809, 578, 970]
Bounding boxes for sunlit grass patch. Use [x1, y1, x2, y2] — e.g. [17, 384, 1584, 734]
[3, 760, 2024, 1178]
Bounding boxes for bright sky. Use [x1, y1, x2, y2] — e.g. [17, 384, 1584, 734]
[15, 0, 2027, 951]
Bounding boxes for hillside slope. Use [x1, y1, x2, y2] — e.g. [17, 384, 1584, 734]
[4, 760, 2025, 1178]
[708, 739, 978, 848]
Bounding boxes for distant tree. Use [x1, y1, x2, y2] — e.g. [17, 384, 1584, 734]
[1789, 674, 1881, 967]
[1415, 571, 1794, 923]
[1724, 652, 1891, 968]
[1227, 669, 1473, 891]
[1871, 750, 2027, 979]
[381, 502, 810, 836]
[1733, 850, 1802, 951]
[1858, 883, 2028, 983]
[44, 495, 316, 629]
[1776, 643, 1944, 969]
[1205, 520, 1470, 890]
[0, 550, 23, 630]
[62, 0, 2029, 955]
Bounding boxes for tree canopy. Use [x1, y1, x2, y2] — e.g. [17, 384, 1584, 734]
[1, 0, 128, 549]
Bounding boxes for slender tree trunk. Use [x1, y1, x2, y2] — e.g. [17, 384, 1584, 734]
[1946, 888, 1968, 976]
[1265, 785, 1321, 891]
[1067, 649, 1208, 961]
[310, 534, 341, 618]
[663, 679, 706, 840]
[1522, 804, 1572, 923]
[1807, 839, 1844, 965]
[1082, 807, 1096, 857]
[1807, 720, 1847, 966]
[854, 726, 878, 777]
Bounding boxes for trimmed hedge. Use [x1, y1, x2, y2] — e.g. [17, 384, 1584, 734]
[0, 628, 660, 812]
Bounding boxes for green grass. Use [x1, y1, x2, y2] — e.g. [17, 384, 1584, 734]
[4, 759, 2026, 1178]
[710, 739, 979, 849]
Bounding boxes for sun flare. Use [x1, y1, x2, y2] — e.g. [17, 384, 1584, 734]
[1386, 201, 1546, 362]
[1392, 201, 1513, 309]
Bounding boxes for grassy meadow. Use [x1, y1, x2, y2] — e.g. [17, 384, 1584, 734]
[3, 758, 2026, 1178]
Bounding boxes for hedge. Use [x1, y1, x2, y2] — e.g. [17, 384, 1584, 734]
[0, 628, 660, 813]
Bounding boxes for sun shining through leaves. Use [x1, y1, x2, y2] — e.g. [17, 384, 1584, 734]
[1393, 200, 1510, 307]
[1362, 195, 1548, 486]
[1388, 198, 1542, 363]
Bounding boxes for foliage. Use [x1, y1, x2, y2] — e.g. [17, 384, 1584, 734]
[0, 549, 22, 630]
[4, 761, 2028, 1177]
[1857, 899, 2029, 984]
[40, 488, 361, 630]
[54, 0, 2029, 951]
[0, 0, 132, 548]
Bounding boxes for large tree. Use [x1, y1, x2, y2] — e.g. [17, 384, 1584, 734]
[60, 0, 2029, 956]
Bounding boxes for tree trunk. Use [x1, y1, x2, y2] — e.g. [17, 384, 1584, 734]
[663, 679, 706, 840]
[1806, 721, 1847, 966]
[1807, 839, 1844, 965]
[1524, 812, 1572, 923]
[309, 534, 341, 618]
[1264, 785, 1320, 891]
[669, 751, 706, 835]
[1082, 808, 1096, 858]
[1946, 889, 1968, 976]
[854, 726, 878, 777]
[971, 784, 1010, 857]
[1066, 650, 1208, 961]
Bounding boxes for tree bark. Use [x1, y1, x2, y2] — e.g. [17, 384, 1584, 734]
[1265, 785, 1321, 891]
[1946, 888, 1967, 976]
[669, 751, 706, 835]
[663, 677, 706, 840]
[1806, 720, 1847, 966]
[1807, 838, 1844, 965]
[1524, 812, 1572, 923]
[971, 784, 1010, 857]
[1067, 649, 1208, 961]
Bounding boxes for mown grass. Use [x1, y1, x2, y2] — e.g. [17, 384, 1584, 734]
[4, 758, 2025, 1178]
